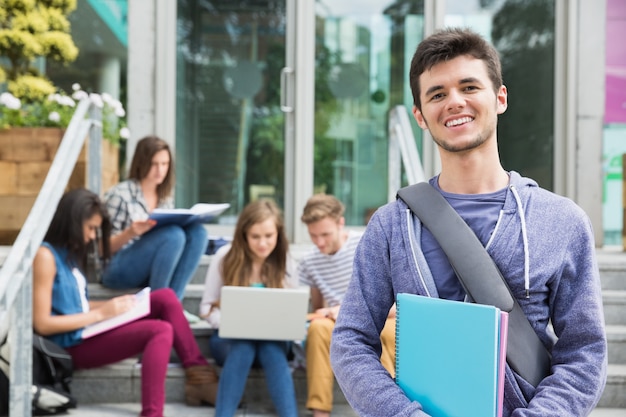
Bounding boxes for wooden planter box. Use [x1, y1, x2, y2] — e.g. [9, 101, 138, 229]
[0, 127, 119, 244]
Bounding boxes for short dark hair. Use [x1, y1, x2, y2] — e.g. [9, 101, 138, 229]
[128, 135, 174, 203]
[409, 28, 503, 111]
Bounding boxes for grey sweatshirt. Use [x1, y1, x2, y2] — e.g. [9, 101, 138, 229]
[330, 172, 607, 417]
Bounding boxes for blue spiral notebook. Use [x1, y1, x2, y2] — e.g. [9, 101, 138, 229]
[395, 293, 508, 417]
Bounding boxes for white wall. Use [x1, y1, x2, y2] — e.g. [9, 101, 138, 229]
[576, 0, 606, 246]
[126, 0, 176, 171]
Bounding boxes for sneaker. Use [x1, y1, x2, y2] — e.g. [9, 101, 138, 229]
[183, 309, 201, 324]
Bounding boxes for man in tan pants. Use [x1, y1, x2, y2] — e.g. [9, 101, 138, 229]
[298, 194, 395, 417]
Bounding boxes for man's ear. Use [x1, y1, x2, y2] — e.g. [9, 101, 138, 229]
[412, 106, 428, 130]
[496, 85, 508, 115]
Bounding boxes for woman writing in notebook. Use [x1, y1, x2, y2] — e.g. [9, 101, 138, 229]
[32, 188, 218, 417]
[101, 135, 208, 321]
[199, 199, 299, 417]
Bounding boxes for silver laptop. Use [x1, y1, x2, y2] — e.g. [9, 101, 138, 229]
[218, 285, 310, 341]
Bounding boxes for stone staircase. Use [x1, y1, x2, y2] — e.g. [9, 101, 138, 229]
[72, 243, 353, 412]
[1, 245, 625, 415]
[596, 247, 626, 410]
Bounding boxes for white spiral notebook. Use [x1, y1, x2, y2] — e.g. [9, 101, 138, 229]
[81, 287, 151, 339]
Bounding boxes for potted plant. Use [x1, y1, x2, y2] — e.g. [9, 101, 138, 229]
[0, 0, 127, 244]
[0, 0, 78, 99]
[0, 85, 129, 244]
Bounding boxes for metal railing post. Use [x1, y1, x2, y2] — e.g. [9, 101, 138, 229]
[8, 274, 32, 417]
[0, 97, 103, 416]
[88, 104, 103, 195]
[388, 106, 426, 202]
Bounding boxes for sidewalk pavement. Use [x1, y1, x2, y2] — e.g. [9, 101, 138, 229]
[65, 404, 622, 416]
[66, 403, 358, 416]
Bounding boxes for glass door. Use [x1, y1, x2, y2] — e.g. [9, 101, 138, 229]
[444, 0, 556, 191]
[176, 0, 290, 223]
[175, 0, 427, 235]
[313, 2, 425, 226]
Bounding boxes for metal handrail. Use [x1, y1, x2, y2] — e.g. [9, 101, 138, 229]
[0, 98, 103, 416]
[388, 105, 426, 202]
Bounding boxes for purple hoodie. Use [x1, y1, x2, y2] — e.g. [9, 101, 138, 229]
[330, 172, 607, 417]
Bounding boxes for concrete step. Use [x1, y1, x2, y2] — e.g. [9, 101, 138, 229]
[590, 409, 626, 417]
[597, 247, 626, 291]
[72, 358, 349, 407]
[599, 364, 626, 408]
[190, 254, 211, 285]
[63, 402, 359, 416]
[59, 402, 623, 417]
[71, 359, 626, 411]
[607, 325, 626, 365]
[603, 290, 626, 326]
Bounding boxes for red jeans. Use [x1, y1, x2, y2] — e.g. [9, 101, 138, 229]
[67, 288, 207, 417]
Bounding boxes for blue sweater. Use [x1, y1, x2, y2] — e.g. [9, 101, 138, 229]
[330, 172, 607, 417]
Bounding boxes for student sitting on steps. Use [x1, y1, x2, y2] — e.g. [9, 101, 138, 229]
[32, 188, 218, 417]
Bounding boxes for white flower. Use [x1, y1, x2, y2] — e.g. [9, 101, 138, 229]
[89, 93, 103, 108]
[114, 106, 126, 118]
[0, 92, 21, 110]
[72, 83, 81, 91]
[48, 111, 61, 122]
[47, 94, 75, 107]
[60, 96, 76, 107]
[119, 127, 130, 139]
[72, 90, 89, 101]
[101, 93, 113, 106]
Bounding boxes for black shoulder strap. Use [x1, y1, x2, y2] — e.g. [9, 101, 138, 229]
[397, 182, 551, 387]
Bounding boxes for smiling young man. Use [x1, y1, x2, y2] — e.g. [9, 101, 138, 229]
[330, 28, 607, 417]
[298, 194, 395, 417]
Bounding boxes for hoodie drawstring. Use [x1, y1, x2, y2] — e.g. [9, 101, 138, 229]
[510, 185, 530, 298]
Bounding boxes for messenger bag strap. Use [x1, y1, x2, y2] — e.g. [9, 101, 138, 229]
[397, 181, 551, 387]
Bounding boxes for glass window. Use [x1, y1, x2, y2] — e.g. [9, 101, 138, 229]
[47, 0, 128, 177]
[49, 0, 128, 111]
[314, 1, 425, 225]
[176, 1, 288, 224]
[445, 0, 556, 190]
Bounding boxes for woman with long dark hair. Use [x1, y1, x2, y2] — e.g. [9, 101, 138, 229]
[33, 188, 217, 417]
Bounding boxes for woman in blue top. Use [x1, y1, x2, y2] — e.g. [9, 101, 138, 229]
[199, 199, 299, 417]
[32, 188, 218, 417]
[101, 136, 208, 321]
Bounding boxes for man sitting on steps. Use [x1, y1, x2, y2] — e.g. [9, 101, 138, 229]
[298, 194, 396, 417]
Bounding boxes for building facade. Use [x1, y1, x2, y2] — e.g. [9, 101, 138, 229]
[61, 0, 617, 246]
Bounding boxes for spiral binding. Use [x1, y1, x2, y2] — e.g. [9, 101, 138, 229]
[394, 296, 400, 381]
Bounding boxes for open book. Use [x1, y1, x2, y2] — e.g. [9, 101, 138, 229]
[82, 287, 151, 339]
[149, 203, 230, 227]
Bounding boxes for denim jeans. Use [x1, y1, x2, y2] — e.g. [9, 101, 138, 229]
[210, 333, 298, 417]
[102, 223, 208, 300]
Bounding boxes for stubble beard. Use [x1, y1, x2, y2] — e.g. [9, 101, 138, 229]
[429, 118, 497, 154]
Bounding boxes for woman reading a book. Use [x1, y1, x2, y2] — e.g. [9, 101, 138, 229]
[199, 199, 299, 417]
[32, 188, 218, 417]
[101, 135, 208, 322]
